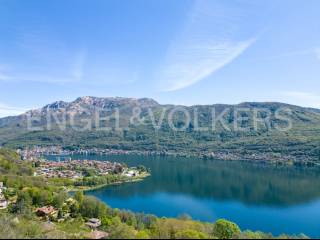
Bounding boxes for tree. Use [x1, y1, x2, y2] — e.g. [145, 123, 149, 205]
[136, 230, 150, 239]
[57, 208, 64, 219]
[108, 222, 136, 239]
[79, 196, 108, 218]
[175, 229, 208, 239]
[13, 191, 32, 215]
[178, 214, 192, 221]
[213, 219, 241, 239]
[137, 165, 147, 173]
[70, 202, 80, 218]
[52, 192, 68, 209]
[74, 191, 84, 204]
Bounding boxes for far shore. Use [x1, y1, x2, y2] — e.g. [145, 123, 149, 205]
[43, 149, 319, 167]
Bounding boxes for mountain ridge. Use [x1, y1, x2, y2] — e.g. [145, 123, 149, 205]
[0, 96, 320, 164]
[4, 96, 320, 119]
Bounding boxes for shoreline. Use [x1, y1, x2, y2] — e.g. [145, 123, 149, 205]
[68, 172, 151, 192]
[42, 149, 319, 167]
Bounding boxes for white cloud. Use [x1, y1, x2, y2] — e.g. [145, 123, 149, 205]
[157, 0, 260, 92]
[282, 91, 320, 108]
[160, 39, 256, 92]
[0, 103, 28, 118]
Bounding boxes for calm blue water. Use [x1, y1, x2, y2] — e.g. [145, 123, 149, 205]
[46, 154, 320, 237]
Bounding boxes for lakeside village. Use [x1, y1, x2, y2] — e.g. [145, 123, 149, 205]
[17, 145, 317, 165]
[0, 147, 149, 209]
[34, 159, 145, 180]
[0, 148, 151, 239]
[16, 147, 149, 180]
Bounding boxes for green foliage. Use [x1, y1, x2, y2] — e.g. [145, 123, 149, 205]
[69, 202, 80, 218]
[136, 230, 150, 239]
[137, 165, 148, 173]
[108, 221, 136, 239]
[28, 187, 54, 207]
[52, 192, 68, 209]
[239, 230, 273, 239]
[2, 101, 320, 164]
[0, 148, 311, 239]
[74, 191, 84, 204]
[79, 196, 108, 218]
[74, 174, 126, 187]
[11, 190, 33, 215]
[175, 229, 209, 239]
[213, 219, 241, 239]
[0, 148, 33, 176]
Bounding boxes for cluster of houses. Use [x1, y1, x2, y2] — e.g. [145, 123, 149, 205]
[35, 162, 82, 179]
[17, 145, 167, 160]
[35, 160, 125, 179]
[17, 146, 66, 161]
[0, 182, 8, 210]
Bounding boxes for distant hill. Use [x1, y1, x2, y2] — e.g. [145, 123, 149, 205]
[0, 96, 320, 163]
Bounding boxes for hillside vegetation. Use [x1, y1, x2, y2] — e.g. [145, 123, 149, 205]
[1, 97, 320, 163]
[0, 149, 310, 239]
[0, 148, 33, 176]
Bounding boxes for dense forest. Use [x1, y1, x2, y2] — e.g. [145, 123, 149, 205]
[0, 97, 320, 164]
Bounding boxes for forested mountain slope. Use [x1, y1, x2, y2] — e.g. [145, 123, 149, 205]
[0, 97, 320, 163]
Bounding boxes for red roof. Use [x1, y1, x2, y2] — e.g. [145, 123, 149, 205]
[36, 206, 55, 215]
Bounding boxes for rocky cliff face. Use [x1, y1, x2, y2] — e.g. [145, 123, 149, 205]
[26, 97, 159, 115]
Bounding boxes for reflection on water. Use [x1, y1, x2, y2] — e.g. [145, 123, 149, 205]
[46, 154, 320, 237]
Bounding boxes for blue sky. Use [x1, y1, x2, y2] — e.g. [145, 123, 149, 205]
[0, 0, 320, 117]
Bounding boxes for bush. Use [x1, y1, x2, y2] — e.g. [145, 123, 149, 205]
[108, 222, 136, 239]
[213, 219, 241, 239]
[136, 230, 150, 239]
[175, 229, 208, 239]
[79, 196, 108, 218]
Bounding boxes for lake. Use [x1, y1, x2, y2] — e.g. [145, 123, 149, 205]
[46, 154, 320, 237]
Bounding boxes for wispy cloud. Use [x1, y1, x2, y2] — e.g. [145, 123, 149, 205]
[282, 91, 320, 108]
[160, 39, 256, 92]
[0, 102, 28, 118]
[157, 0, 261, 92]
